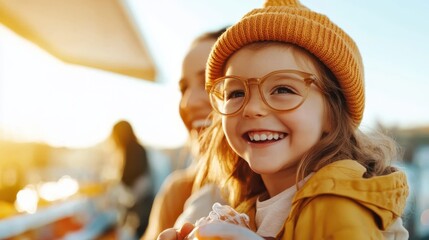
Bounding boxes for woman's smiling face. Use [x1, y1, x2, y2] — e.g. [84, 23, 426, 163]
[179, 39, 216, 135]
[222, 43, 329, 178]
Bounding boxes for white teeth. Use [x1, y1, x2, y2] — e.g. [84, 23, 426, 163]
[248, 132, 286, 142]
[192, 119, 211, 129]
[274, 133, 279, 140]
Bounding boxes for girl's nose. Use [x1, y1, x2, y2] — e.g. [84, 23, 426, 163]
[242, 86, 269, 118]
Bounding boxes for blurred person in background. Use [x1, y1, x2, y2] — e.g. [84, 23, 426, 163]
[141, 27, 228, 240]
[111, 120, 153, 238]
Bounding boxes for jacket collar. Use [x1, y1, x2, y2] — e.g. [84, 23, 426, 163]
[292, 160, 409, 229]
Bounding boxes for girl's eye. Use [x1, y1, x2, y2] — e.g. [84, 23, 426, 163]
[226, 90, 245, 100]
[272, 86, 296, 95]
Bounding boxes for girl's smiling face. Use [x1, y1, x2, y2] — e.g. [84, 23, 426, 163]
[222, 43, 329, 186]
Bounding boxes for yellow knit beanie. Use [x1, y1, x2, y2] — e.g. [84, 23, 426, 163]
[206, 0, 365, 126]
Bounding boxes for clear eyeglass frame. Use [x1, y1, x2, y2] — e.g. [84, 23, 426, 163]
[207, 69, 319, 116]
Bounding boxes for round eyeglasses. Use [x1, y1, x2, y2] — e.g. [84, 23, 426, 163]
[207, 69, 318, 116]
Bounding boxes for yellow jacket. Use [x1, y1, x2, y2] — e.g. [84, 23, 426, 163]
[242, 160, 409, 239]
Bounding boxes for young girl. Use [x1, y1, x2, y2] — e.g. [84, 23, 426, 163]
[158, 0, 409, 239]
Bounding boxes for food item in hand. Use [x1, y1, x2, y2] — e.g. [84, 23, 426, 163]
[184, 202, 250, 239]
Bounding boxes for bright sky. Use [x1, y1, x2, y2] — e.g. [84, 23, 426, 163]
[0, 0, 428, 149]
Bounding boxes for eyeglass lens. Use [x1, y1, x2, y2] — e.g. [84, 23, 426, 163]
[210, 71, 310, 115]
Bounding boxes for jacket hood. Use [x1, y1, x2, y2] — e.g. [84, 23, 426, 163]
[293, 160, 409, 230]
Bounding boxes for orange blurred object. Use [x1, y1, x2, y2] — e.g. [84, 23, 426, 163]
[53, 216, 84, 238]
[0, 201, 17, 219]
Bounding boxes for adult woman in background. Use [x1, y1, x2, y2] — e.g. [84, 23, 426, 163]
[141, 27, 227, 240]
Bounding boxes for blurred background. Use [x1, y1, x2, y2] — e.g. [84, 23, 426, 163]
[0, 0, 428, 239]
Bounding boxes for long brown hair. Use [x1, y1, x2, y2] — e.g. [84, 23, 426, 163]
[194, 42, 399, 207]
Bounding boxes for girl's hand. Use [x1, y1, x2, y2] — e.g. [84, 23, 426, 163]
[157, 223, 195, 240]
[195, 222, 265, 240]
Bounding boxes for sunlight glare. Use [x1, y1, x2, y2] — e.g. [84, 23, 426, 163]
[0, 24, 187, 149]
[14, 185, 39, 214]
[38, 175, 79, 201]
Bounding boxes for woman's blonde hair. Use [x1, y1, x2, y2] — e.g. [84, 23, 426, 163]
[194, 42, 399, 207]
